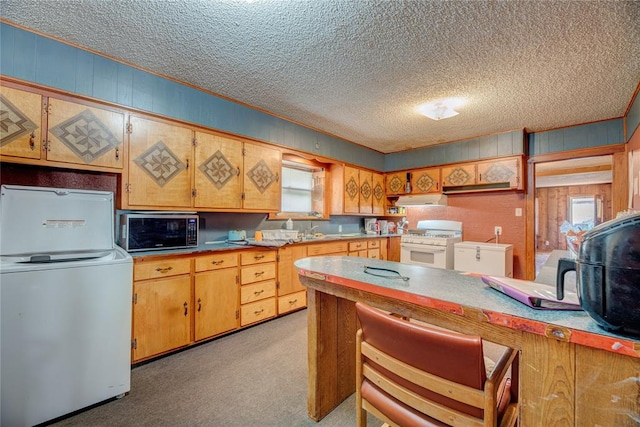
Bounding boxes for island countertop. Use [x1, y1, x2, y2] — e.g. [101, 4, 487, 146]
[295, 256, 639, 358]
[296, 256, 640, 425]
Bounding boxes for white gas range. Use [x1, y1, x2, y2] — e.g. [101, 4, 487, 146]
[400, 220, 463, 269]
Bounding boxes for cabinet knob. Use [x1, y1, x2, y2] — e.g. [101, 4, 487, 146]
[115, 147, 120, 160]
[29, 132, 36, 150]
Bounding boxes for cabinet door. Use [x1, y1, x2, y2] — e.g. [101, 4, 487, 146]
[441, 164, 477, 187]
[385, 171, 408, 195]
[277, 245, 307, 297]
[359, 170, 373, 214]
[242, 141, 281, 211]
[411, 167, 441, 194]
[372, 172, 385, 215]
[127, 116, 193, 208]
[194, 268, 239, 341]
[133, 275, 191, 361]
[47, 97, 124, 168]
[343, 166, 360, 214]
[194, 131, 243, 209]
[477, 157, 522, 189]
[0, 85, 42, 160]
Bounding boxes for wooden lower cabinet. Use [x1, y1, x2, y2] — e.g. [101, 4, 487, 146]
[276, 245, 308, 315]
[348, 239, 382, 259]
[132, 274, 191, 362]
[240, 250, 277, 326]
[194, 269, 238, 340]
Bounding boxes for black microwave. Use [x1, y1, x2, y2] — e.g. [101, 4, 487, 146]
[119, 213, 198, 252]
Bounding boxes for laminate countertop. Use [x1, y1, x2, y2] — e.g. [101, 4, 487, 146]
[295, 255, 639, 358]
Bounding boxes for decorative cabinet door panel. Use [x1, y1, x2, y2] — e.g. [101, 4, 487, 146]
[385, 171, 408, 195]
[133, 275, 191, 361]
[359, 170, 373, 214]
[477, 157, 522, 189]
[372, 172, 385, 214]
[194, 132, 243, 209]
[127, 116, 193, 207]
[411, 167, 441, 194]
[441, 164, 477, 187]
[242, 141, 281, 211]
[343, 166, 360, 214]
[0, 85, 42, 160]
[46, 97, 124, 168]
[194, 268, 239, 341]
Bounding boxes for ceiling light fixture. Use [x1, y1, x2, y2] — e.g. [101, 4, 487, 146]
[417, 97, 466, 121]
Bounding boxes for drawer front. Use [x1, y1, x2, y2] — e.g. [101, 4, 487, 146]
[241, 280, 276, 304]
[348, 240, 367, 252]
[368, 249, 380, 259]
[134, 258, 191, 281]
[278, 290, 307, 314]
[368, 239, 380, 249]
[241, 298, 276, 326]
[307, 241, 349, 256]
[241, 263, 276, 285]
[240, 250, 277, 266]
[195, 252, 238, 272]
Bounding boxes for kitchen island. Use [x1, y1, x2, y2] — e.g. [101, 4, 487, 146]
[295, 256, 640, 426]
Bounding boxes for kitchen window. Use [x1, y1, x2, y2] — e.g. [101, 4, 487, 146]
[271, 155, 329, 220]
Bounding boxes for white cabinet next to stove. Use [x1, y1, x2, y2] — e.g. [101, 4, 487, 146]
[454, 242, 513, 277]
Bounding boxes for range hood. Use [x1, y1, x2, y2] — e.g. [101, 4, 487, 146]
[395, 194, 448, 207]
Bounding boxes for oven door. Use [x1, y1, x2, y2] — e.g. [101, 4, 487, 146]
[400, 242, 450, 269]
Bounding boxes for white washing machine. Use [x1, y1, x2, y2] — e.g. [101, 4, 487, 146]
[454, 241, 514, 277]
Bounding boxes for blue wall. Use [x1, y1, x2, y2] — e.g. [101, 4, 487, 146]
[0, 23, 632, 173]
[627, 90, 640, 142]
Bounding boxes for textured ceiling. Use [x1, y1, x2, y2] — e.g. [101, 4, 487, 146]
[1, 0, 639, 154]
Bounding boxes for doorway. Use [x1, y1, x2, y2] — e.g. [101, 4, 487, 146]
[533, 155, 612, 276]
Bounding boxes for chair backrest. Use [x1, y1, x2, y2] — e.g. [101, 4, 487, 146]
[356, 302, 496, 426]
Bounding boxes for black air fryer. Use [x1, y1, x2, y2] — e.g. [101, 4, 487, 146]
[557, 212, 640, 335]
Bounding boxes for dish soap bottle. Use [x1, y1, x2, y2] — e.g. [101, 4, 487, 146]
[286, 218, 293, 230]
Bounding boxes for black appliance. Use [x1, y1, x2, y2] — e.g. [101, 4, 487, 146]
[119, 213, 199, 251]
[557, 212, 640, 335]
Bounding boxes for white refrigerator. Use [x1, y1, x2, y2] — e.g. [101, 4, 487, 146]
[0, 185, 133, 426]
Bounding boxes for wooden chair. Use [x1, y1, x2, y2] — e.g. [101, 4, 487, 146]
[355, 302, 519, 427]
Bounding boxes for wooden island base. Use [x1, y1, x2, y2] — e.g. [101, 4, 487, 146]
[298, 258, 640, 426]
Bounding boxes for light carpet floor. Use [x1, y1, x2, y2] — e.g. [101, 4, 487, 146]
[50, 309, 382, 427]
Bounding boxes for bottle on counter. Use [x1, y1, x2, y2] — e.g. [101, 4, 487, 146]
[286, 218, 293, 230]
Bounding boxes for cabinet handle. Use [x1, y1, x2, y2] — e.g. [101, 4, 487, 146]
[254, 271, 264, 277]
[288, 299, 297, 305]
[197, 298, 202, 312]
[212, 260, 224, 265]
[275, 173, 280, 182]
[254, 289, 264, 296]
[155, 266, 173, 273]
[254, 254, 264, 260]
[115, 147, 120, 160]
[236, 166, 240, 176]
[183, 302, 188, 316]
[254, 308, 264, 315]
[186, 159, 190, 169]
[479, 173, 482, 181]
[29, 132, 36, 150]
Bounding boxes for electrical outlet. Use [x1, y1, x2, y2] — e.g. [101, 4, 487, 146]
[494, 226, 502, 236]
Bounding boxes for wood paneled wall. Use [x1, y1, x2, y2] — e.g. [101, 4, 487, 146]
[405, 192, 526, 279]
[535, 183, 612, 251]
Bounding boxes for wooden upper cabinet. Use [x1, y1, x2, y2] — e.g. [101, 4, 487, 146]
[194, 131, 243, 209]
[385, 171, 408, 195]
[359, 169, 373, 214]
[242, 141, 281, 211]
[343, 166, 361, 214]
[126, 115, 193, 208]
[0, 85, 43, 160]
[441, 163, 477, 187]
[46, 97, 125, 169]
[371, 172, 385, 215]
[410, 167, 441, 194]
[477, 156, 523, 189]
